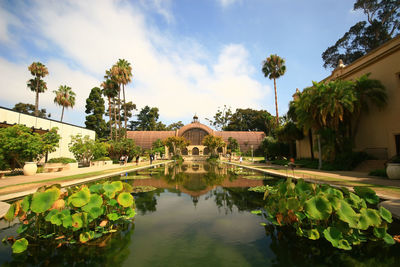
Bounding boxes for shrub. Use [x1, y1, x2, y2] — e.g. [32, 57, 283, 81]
[92, 156, 111, 161]
[369, 169, 387, 177]
[260, 136, 289, 160]
[47, 157, 77, 164]
[332, 151, 369, 170]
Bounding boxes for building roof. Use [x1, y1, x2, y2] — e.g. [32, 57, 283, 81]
[215, 131, 266, 151]
[127, 131, 175, 149]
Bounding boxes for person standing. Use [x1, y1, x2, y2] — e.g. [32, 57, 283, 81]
[136, 155, 140, 166]
[239, 156, 243, 164]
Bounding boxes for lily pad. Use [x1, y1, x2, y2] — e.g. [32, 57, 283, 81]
[72, 213, 83, 229]
[117, 192, 134, 207]
[82, 194, 103, 213]
[379, 206, 393, 223]
[354, 186, 379, 205]
[306, 229, 320, 240]
[21, 195, 32, 212]
[12, 238, 28, 254]
[4, 203, 16, 222]
[31, 188, 60, 214]
[68, 187, 91, 208]
[79, 231, 95, 244]
[358, 208, 381, 230]
[336, 200, 358, 228]
[132, 186, 157, 193]
[304, 196, 332, 220]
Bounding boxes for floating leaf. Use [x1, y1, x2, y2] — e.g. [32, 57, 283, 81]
[337, 239, 352, 250]
[383, 234, 395, 245]
[68, 187, 91, 208]
[286, 197, 301, 211]
[89, 184, 103, 194]
[125, 207, 136, 218]
[88, 207, 104, 219]
[4, 203, 16, 222]
[72, 213, 83, 229]
[358, 208, 381, 230]
[336, 200, 358, 228]
[373, 227, 387, 238]
[306, 229, 320, 240]
[304, 196, 332, 220]
[45, 209, 58, 222]
[107, 213, 120, 221]
[79, 231, 95, 244]
[379, 206, 393, 223]
[21, 195, 31, 212]
[323, 227, 342, 247]
[51, 199, 65, 210]
[82, 194, 103, 213]
[117, 192, 134, 208]
[354, 186, 379, 205]
[251, 210, 262, 215]
[111, 181, 123, 192]
[347, 192, 366, 209]
[62, 214, 73, 228]
[12, 238, 28, 254]
[31, 189, 60, 214]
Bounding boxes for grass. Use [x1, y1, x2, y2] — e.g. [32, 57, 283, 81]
[0, 162, 170, 192]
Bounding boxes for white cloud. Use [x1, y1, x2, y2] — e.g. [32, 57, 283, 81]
[217, 0, 241, 8]
[0, 6, 21, 45]
[0, 0, 270, 125]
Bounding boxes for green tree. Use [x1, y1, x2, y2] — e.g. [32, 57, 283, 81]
[53, 85, 76, 122]
[69, 134, 107, 165]
[322, 0, 399, 69]
[152, 138, 165, 155]
[85, 87, 107, 139]
[0, 125, 60, 169]
[101, 77, 119, 140]
[13, 102, 50, 118]
[111, 59, 133, 137]
[163, 136, 190, 156]
[224, 108, 274, 134]
[202, 135, 226, 156]
[206, 105, 233, 130]
[27, 62, 49, 117]
[167, 121, 184, 131]
[262, 54, 286, 125]
[227, 137, 240, 153]
[130, 106, 160, 131]
[275, 121, 304, 158]
[107, 139, 140, 161]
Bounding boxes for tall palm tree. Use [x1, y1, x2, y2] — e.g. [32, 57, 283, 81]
[111, 59, 133, 137]
[53, 85, 76, 122]
[101, 78, 119, 140]
[262, 54, 286, 126]
[27, 62, 49, 117]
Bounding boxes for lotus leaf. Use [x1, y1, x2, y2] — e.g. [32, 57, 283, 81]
[88, 207, 104, 219]
[131, 186, 157, 193]
[123, 183, 133, 192]
[373, 227, 387, 238]
[79, 231, 95, 243]
[358, 208, 381, 230]
[50, 211, 64, 226]
[51, 199, 65, 210]
[107, 213, 120, 221]
[4, 203, 16, 222]
[103, 182, 117, 198]
[111, 181, 123, 192]
[306, 229, 320, 240]
[68, 187, 91, 207]
[82, 194, 103, 213]
[286, 197, 301, 211]
[304, 196, 332, 220]
[72, 213, 83, 229]
[31, 189, 60, 214]
[379, 206, 393, 223]
[251, 210, 262, 215]
[108, 199, 118, 206]
[62, 214, 73, 228]
[125, 208, 136, 218]
[347, 192, 366, 209]
[323, 227, 342, 247]
[117, 192, 134, 208]
[354, 186, 379, 205]
[89, 184, 103, 194]
[383, 233, 395, 245]
[45, 210, 59, 222]
[12, 238, 28, 254]
[295, 179, 313, 194]
[17, 225, 28, 234]
[337, 239, 352, 250]
[21, 195, 31, 212]
[337, 200, 358, 228]
[327, 195, 341, 211]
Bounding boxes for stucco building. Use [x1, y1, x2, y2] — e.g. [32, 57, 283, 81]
[127, 115, 265, 157]
[296, 36, 400, 160]
[0, 106, 95, 161]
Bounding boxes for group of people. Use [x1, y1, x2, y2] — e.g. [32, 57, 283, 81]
[119, 155, 129, 165]
[120, 153, 158, 166]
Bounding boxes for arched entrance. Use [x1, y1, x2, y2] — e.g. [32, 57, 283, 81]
[217, 147, 223, 153]
[182, 148, 188, 155]
[203, 147, 209, 155]
[192, 147, 199, 155]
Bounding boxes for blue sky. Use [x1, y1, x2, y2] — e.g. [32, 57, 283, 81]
[0, 0, 364, 128]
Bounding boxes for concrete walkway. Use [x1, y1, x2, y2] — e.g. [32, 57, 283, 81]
[224, 160, 400, 219]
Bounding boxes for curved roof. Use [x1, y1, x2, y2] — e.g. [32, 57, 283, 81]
[215, 131, 266, 151]
[127, 131, 175, 149]
[178, 122, 214, 136]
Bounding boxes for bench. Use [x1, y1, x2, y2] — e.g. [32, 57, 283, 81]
[0, 171, 11, 179]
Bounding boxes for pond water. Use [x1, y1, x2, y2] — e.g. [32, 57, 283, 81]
[0, 163, 399, 266]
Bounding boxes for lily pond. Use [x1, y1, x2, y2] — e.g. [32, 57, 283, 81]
[0, 162, 400, 266]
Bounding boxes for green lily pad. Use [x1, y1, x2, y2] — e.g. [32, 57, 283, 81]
[373, 227, 387, 238]
[304, 196, 332, 220]
[132, 186, 157, 193]
[68, 187, 91, 208]
[4, 203, 16, 222]
[72, 213, 83, 229]
[286, 197, 301, 211]
[50, 211, 65, 226]
[82, 194, 103, 213]
[379, 206, 393, 223]
[117, 192, 134, 208]
[125, 207, 136, 218]
[383, 233, 395, 245]
[89, 184, 103, 194]
[21, 195, 32, 212]
[295, 179, 313, 195]
[337, 239, 352, 250]
[306, 229, 320, 240]
[323, 227, 342, 247]
[45, 209, 59, 222]
[358, 208, 381, 230]
[88, 206, 104, 219]
[31, 188, 60, 214]
[336, 200, 358, 228]
[251, 210, 262, 215]
[107, 213, 120, 221]
[354, 186, 379, 205]
[79, 231, 95, 243]
[12, 238, 28, 254]
[111, 181, 123, 192]
[62, 214, 73, 228]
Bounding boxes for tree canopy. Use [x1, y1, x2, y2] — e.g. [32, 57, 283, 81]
[322, 0, 399, 69]
[85, 87, 107, 139]
[129, 106, 160, 131]
[13, 102, 50, 118]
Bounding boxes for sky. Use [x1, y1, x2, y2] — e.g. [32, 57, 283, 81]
[0, 0, 365, 128]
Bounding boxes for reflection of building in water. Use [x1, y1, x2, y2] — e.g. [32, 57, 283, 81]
[164, 163, 227, 176]
[127, 115, 265, 159]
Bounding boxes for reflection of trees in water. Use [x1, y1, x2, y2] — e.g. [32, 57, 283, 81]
[263, 224, 398, 267]
[134, 189, 164, 215]
[3, 224, 135, 266]
[208, 187, 264, 214]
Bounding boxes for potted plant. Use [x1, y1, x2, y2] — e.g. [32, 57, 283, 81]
[386, 155, 400, 179]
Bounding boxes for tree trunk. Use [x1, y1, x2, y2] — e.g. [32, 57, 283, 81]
[123, 84, 127, 138]
[113, 98, 117, 141]
[308, 129, 314, 160]
[117, 87, 121, 140]
[61, 106, 65, 122]
[273, 78, 279, 126]
[317, 135, 322, 170]
[35, 78, 40, 117]
[108, 96, 113, 140]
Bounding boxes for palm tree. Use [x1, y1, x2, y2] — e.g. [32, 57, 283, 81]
[111, 59, 133, 138]
[262, 54, 286, 126]
[27, 62, 49, 117]
[352, 73, 387, 141]
[101, 78, 119, 140]
[53, 85, 76, 122]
